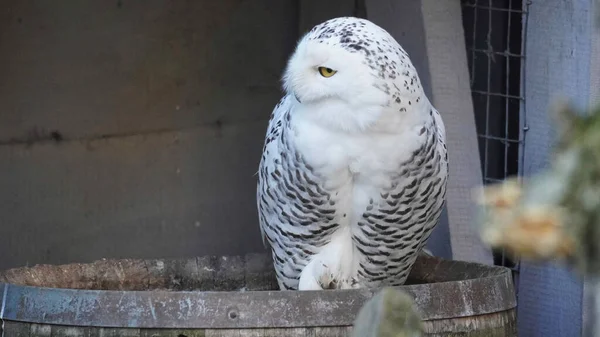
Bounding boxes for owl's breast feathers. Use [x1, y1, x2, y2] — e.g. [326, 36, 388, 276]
[257, 95, 448, 290]
[351, 108, 448, 287]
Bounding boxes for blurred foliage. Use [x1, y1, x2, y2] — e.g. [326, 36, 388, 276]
[476, 101, 600, 278]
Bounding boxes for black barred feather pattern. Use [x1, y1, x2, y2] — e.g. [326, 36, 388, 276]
[353, 108, 447, 287]
[257, 17, 448, 291]
[258, 96, 340, 289]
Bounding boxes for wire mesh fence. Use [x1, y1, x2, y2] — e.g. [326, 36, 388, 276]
[460, 0, 530, 286]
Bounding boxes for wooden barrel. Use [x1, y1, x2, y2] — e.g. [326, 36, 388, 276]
[0, 253, 516, 336]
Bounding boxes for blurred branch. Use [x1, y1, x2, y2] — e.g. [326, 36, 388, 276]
[475, 101, 600, 277]
[475, 101, 600, 337]
[352, 287, 423, 337]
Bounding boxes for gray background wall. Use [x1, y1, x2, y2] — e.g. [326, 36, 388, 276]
[0, 0, 454, 270]
[0, 0, 297, 269]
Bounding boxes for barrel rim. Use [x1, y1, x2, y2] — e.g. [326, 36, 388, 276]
[0, 254, 516, 329]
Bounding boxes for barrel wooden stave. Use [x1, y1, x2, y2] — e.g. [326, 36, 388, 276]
[423, 309, 517, 336]
[0, 253, 278, 292]
[5, 318, 516, 336]
[0, 254, 517, 337]
[7, 321, 352, 337]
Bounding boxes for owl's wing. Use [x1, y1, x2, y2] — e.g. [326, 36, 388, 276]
[431, 106, 446, 144]
[354, 105, 449, 287]
[256, 95, 339, 290]
[257, 95, 291, 248]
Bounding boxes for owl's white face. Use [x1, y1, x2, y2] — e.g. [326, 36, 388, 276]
[283, 36, 387, 107]
[280, 17, 426, 133]
[282, 35, 390, 132]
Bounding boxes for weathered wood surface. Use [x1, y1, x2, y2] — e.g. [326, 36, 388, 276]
[0, 253, 508, 292]
[2, 314, 515, 336]
[3, 321, 353, 336]
[0, 253, 278, 291]
[0, 253, 516, 336]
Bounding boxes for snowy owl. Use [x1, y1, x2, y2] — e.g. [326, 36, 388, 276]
[257, 17, 448, 291]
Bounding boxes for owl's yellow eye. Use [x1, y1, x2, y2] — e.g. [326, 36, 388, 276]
[318, 67, 337, 78]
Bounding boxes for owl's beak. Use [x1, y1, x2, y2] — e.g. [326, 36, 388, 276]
[294, 92, 302, 103]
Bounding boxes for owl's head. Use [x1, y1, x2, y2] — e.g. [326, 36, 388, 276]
[282, 17, 426, 132]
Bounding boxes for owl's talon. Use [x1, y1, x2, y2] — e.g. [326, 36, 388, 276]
[339, 277, 362, 289]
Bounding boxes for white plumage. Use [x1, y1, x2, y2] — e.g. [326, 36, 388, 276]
[257, 17, 448, 291]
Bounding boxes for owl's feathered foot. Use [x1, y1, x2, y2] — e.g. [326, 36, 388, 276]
[298, 259, 335, 290]
[298, 259, 363, 290]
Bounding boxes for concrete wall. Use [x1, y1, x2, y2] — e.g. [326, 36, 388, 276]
[0, 0, 471, 270]
[0, 0, 298, 269]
